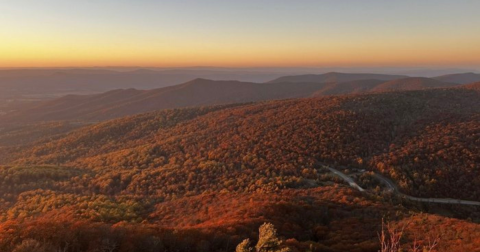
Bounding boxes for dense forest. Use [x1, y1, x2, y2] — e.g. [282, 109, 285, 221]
[3, 88, 479, 200]
[0, 88, 479, 251]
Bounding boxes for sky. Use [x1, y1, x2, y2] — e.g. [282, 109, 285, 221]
[1, 0, 480, 68]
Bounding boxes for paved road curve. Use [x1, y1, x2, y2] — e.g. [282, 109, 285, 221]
[325, 165, 480, 206]
[326, 167, 365, 192]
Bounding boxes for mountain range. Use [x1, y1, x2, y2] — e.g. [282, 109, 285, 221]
[0, 72, 468, 124]
[1, 69, 478, 101]
[0, 68, 308, 100]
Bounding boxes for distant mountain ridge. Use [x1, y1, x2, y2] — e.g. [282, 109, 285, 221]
[0, 68, 302, 100]
[1, 79, 331, 123]
[371, 77, 458, 92]
[268, 72, 408, 83]
[434, 72, 480, 84]
[1, 69, 477, 101]
[1, 74, 462, 124]
[309, 79, 386, 97]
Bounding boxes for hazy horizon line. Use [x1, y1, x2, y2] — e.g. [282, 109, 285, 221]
[0, 65, 479, 71]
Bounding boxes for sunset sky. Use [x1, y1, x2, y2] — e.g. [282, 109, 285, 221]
[1, 0, 480, 68]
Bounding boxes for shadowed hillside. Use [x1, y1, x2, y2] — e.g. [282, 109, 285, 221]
[310, 79, 385, 97]
[371, 77, 459, 92]
[464, 82, 480, 89]
[268, 72, 407, 83]
[0, 79, 331, 123]
[1, 76, 457, 125]
[434, 72, 480, 84]
[0, 68, 303, 100]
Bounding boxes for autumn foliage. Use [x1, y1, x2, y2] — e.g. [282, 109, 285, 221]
[0, 88, 479, 251]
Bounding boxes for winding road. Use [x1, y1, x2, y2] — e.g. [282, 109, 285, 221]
[326, 167, 365, 192]
[324, 165, 480, 206]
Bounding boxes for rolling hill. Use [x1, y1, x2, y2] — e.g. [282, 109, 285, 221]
[464, 82, 480, 90]
[310, 79, 386, 96]
[371, 77, 459, 92]
[3, 88, 480, 201]
[434, 72, 480, 84]
[0, 67, 304, 100]
[0, 79, 332, 123]
[1, 76, 458, 125]
[268, 72, 408, 83]
[0, 122, 83, 147]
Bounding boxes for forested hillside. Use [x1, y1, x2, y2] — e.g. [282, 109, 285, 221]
[3, 88, 479, 200]
[371, 77, 457, 92]
[0, 122, 83, 147]
[268, 72, 407, 83]
[465, 82, 480, 90]
[1, 88, 480, 251]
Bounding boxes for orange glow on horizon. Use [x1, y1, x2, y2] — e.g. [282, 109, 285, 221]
[2, 32, 480, 68]
[2, 43, 480, 69]
[1, 22, 480, 68]
[1, 1, 480, 69]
